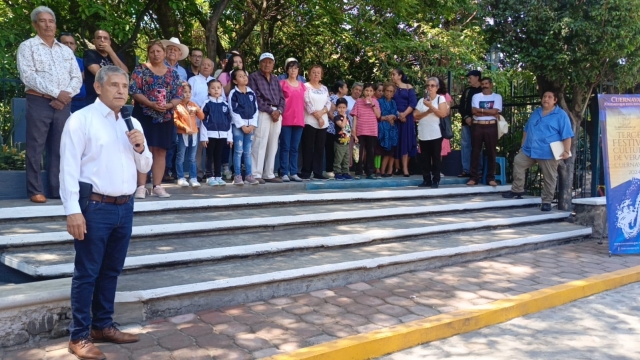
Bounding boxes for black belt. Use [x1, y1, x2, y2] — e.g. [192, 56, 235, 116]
[90, 193, 132, 205]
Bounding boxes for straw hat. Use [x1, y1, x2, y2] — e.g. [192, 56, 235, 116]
[160, 37, 189, 60]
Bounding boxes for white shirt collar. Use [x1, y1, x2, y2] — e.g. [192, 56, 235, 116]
[94, 98, 122, 121]
[35, 35, 62, 48]
[207, 96, 225, 103]
[197, 74, 215, 81]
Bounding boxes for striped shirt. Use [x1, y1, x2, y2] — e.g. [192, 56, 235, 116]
[351, 98, 379, 137]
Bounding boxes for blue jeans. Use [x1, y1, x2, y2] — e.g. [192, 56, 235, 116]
[461, 126, 481, 173]
[279, 126, 303, 176]
[69, 197, 134, 340]
[232, 125, 253, 176]
[176, 134, 197, 179]
[165, 126, 178, 174]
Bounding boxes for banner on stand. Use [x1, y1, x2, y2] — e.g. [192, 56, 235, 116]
[598, 94, 640, 255]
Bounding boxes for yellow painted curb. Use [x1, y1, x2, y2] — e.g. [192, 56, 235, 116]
[265, 265, 640, 360]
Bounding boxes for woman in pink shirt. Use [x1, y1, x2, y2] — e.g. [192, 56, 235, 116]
[279, 60, 306, 182]
[218, 52, 244, 96]
[351, 83, 381, 179]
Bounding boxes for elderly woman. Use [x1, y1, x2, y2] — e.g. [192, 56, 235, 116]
[300, 65, 332, 180]
[346, 82, 362, 115]
[503, 91, 573, 211]
[279, 60, 306, 182]
[392, 68, 418, 177]
[414, 77, 449, 188]
[130, 40, 183, 198]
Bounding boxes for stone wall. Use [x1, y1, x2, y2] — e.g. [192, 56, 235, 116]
[573, 203, 607, 239]
[0, 301, 70, 348]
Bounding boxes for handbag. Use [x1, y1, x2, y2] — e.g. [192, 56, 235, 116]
[497, 115, 509, 139]
[437, 96, 454, 140]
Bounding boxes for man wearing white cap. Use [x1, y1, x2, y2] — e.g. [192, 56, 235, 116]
[277, 57, 306, 82]
[248, 52, 286, 183]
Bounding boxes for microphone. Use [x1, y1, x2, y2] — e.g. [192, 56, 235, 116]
[120, 107, 142, 149]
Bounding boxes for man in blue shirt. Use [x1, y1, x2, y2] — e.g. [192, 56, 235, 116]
[59, 33, 86, 113]
[503, 91, 574, 211]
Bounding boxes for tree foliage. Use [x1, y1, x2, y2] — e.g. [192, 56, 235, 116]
[483, 0, 640, 209]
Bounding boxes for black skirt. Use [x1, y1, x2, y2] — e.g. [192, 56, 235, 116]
[133, 104, 175, 150]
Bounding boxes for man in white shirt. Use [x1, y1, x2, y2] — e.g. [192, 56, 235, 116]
[60, 66, 151, 360]
[17, 6, 82, 203]
[468, 77, 503, 186]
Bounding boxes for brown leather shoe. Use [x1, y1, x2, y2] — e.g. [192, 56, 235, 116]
[30, 194, 47, 203]
[488, 180, 498, 187]
[91, 325, 139, 344]
[68, 338, 106, 360]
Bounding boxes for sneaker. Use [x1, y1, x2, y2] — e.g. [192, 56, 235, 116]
[366, 174, 376, 180]
[541, 203, 552, 211]
[281, 175, 291, 182]
[290, 174, 304, 182]
[152, 185, 171, 198]
[255, 177, 266, 184]
[325, 172, 335, 179]
[233, 175, 244, 186]
[189, 178, 201, 187]
[134, 186, 147, 199]
[343, 173, 353, 181]
[245, 175, 260, 185]
[177, 178, 189, 187]
[314, 174, 330, 181]
[335, 174, 344, 181]
[216, 177, 226, 186]
[207, 177, 218, 186]
[375, 172, 382, 179]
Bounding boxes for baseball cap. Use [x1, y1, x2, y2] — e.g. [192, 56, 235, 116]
[466, 70, 481, 77]
[259, 53, 275, 62]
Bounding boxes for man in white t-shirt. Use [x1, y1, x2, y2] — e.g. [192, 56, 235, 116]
[468, 77, 502, 186]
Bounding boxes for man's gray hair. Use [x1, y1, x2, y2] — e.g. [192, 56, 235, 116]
[352, 82, 364, 89]
[426, 77, 440, 87]
[95, 66, 129, 86]
[31, 6, 56, 23]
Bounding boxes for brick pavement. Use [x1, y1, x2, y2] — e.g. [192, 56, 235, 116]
[3, 240, 640, 360]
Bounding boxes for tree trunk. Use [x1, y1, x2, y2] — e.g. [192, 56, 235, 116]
[205, 0, 232, 63]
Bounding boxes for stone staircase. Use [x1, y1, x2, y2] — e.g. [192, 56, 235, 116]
[0, 180, 592, 347]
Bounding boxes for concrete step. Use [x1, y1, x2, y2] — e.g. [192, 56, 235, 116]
[2, 208, 571, 277]
[0, 184, 511, 221]
[0, 194, 537, 248]
[0, 222, 591, 323]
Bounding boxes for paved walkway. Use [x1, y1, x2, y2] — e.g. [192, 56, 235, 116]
[380, 281, 640, 359]
[1, 240, 638, 360]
